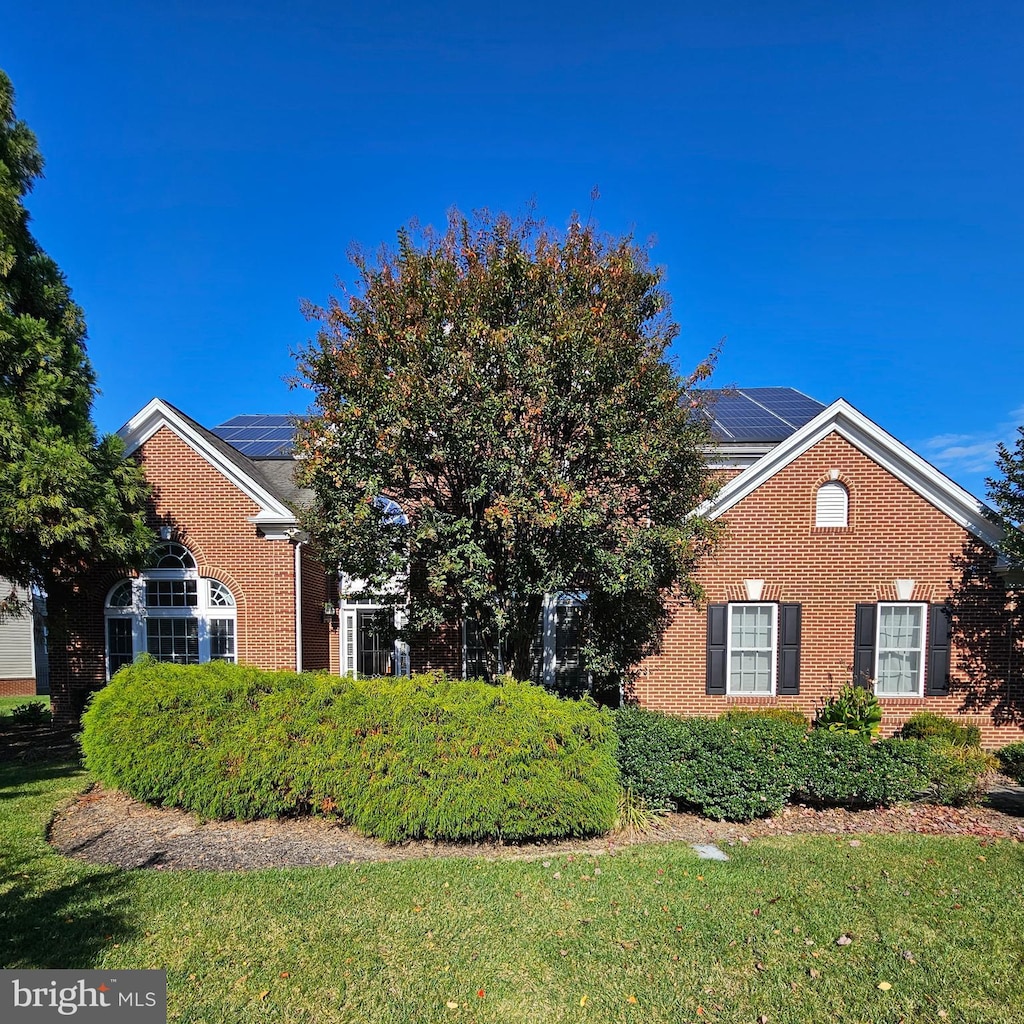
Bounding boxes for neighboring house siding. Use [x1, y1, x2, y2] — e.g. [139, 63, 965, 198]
[0, 584, 36, 696]
[633, 431, 1024, 747]
[52, 426, 329, 722]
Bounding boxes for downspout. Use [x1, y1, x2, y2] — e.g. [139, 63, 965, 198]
[293, 538, 303, 672]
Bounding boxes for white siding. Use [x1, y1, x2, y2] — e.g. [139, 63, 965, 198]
[0, 586, 35, 679]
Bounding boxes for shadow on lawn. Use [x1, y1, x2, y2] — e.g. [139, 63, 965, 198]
[0, 757, 137, 969]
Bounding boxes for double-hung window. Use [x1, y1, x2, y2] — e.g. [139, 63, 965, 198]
[874, 602, 926, 696]
[727, 603, 777, 694]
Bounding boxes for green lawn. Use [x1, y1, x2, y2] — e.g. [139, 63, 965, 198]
[0, 694, 50, 717]
[3, 755, 1024, 1023]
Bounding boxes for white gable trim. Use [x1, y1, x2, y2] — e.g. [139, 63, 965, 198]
[118, 398, 298, 533]
[698, 399, 1003, 549]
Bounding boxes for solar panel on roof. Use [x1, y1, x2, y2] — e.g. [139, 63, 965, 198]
[210, 416, 298, 458]
[698, 388, 826, 443]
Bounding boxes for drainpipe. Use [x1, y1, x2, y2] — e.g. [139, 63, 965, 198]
[291, 535, 303, 672]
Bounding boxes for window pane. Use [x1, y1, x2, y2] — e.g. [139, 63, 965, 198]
[208, 580, 235, 607]
[107, 581, 134, 608]
[879, 605, 922, 651]
[146, 618, 199, 664]
[209, 618, 235, 661]
[731, 605, 772, 649]
[145, 579, 198, 608]
[877, 651, 921, 694]
[730, 650, 772, 693]
[149, 542, 196, 570]
[107, 618, 134, 674]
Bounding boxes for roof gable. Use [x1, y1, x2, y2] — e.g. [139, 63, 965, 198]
[118, 398, 299, 536]
[701, 399, 1003, 549]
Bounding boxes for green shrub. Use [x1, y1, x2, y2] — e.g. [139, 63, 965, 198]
[814, 683, 882, 739]
[1, 700, 51, 727]
[897, 711, 981, 748]
[996, 741, 1024, 785]
[81, 659, 620, 843]
[719, 706, 809, 730]
[615, 706, 806, 822]
[797, 731, 932, 807]
[924, 743, 997, 806]
[613, 706, 692, 810]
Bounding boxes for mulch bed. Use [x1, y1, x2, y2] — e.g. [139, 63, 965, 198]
[12, 727, 1024, 872]
[47, 781, 1024, 873]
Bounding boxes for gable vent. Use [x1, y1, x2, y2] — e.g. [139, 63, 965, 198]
[815, 481, 848, 527]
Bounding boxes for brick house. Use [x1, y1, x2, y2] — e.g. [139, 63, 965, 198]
[50, 391, 1024, 745]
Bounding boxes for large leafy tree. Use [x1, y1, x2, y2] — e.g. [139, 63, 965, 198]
[987, 426, 1024, 569]
[295, 209, 718, 688]
[0, 70, 152, 623]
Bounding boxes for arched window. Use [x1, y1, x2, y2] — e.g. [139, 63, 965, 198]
[815, 481, 849, 527]
[104, 543, 237, 678]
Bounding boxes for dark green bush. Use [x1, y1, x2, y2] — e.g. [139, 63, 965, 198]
[81, 659, 619, 842]
[613, 706, 692, 810]
[996, 741, 1024, 785]
[719, 706, 809, 730]
[614, 706, 806, 821]
[797, 731, 932, 807]
[897, 711, 981, 749]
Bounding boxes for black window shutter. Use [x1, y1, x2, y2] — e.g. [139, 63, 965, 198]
[926, 603, 951, 696]
[777, 603, 801, 695]
[706, 604, 727, 695]
[853, 604, 876, 688]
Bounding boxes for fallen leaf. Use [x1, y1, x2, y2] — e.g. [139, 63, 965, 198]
[477, 989, 485, 998]
[627, 995, 638, 1005]
[580, 995, 588, 1006]
[446, 1001, 459, 1010]
[258, 990, 270, 1001]
[560, 949, 568, 957]
[758, 1016, 769, 1024]
[878, 982, 892, 991]
[279, 972, 290, 979]
[809, 969, 821, 979]
[755, 961, 766, 971]
[836, 934, 853, 946]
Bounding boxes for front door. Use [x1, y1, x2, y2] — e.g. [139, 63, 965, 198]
[357, 609, 394, 677]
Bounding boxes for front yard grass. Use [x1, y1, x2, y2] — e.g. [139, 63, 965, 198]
[2, 755, 1024, 1023]
[0, 694, 50, 717]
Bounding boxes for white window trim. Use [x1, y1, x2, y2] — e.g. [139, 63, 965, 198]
[874, 601, 927, 698]
[726, 602, 778, 696]
[104, 574, 237, 679]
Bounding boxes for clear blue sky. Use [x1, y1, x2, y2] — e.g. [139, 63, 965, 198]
[4, 1, 1022, 500]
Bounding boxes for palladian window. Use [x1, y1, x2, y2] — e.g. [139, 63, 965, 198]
[104, 542, 237, 678]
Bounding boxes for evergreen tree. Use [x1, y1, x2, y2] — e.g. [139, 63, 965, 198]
[987, 426, 1024, 568]
[0, 69, 151, 624]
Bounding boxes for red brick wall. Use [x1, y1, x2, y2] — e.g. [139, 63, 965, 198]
[633, 431, 1024, 748]
[51, 427, 330, 723]
[0, 679, 36, 697]
[300, 549, 331, 672]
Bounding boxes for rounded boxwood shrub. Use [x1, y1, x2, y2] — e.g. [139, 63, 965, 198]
[897, 710, 982, 749]
[797, 731, 932, 808]
[81, 659, 620, 843]
[614, 706, 807, 821]
[996, 741, 1024, 785]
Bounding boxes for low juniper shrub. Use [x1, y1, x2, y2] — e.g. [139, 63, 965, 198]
[81, 659, 620, 842]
